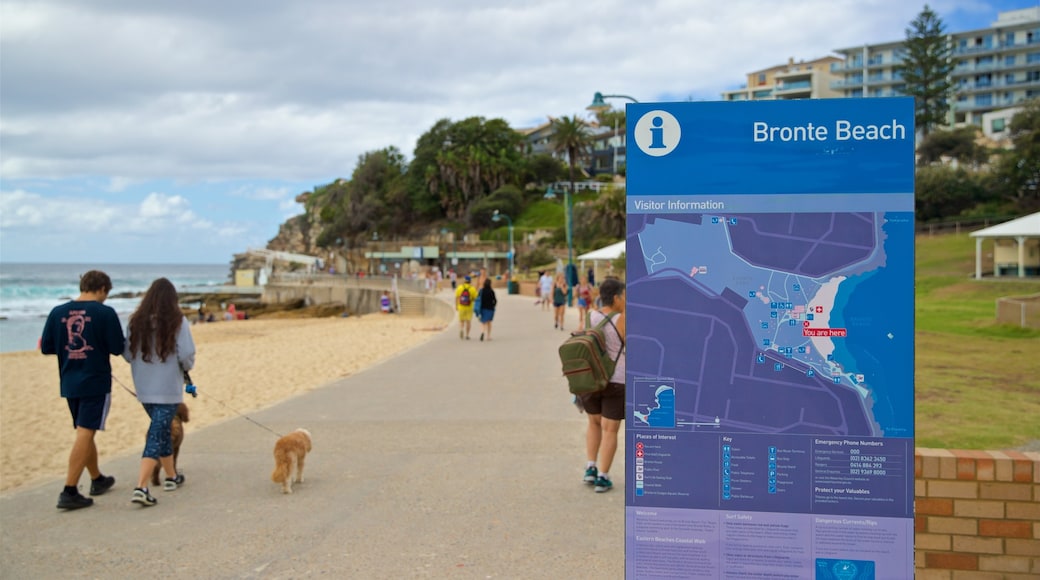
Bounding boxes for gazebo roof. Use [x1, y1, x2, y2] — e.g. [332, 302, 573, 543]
[969, 212, 1040, 238]
[577, 240, 625, 261]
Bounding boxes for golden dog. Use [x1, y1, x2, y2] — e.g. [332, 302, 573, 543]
[271, 428, 312, 494]
[151, 402, 190, 486]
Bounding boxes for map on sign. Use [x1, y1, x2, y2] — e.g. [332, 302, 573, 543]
[627, 211, 914, 438]
[632, 378, 678, 428]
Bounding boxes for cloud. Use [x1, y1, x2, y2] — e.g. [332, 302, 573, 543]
[0, 0, 1018, 263]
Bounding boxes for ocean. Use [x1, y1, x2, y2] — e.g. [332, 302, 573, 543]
[0, 263, 231, 353]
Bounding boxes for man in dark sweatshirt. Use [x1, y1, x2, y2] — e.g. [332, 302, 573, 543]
[41, 269, 126, 510]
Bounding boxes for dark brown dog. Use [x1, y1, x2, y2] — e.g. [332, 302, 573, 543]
[151, 403, 190, 486]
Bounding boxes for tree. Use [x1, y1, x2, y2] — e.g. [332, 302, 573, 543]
[989, 99, 1040, 212]
[522, 153, 566, 186]
[409, 116, 526, 220]
[550, 115, 593, 193]
[314, 147, 409, 247]
[916, 126, 990, 167]
[582, 185, 626, 240]
[915, 165, 985, 221]
[901, 5, 954, 137]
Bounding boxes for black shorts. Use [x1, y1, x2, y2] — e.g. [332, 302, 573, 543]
[67, 393, 111, 431]
[580, 382, 625, 421]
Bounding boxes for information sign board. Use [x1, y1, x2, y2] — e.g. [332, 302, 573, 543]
[625, 98, 915, 579]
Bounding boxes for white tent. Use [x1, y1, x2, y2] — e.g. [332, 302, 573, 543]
[577, 240, 625, 283]
[578, 240, 626, 261]
[969, 212, 1040, 279]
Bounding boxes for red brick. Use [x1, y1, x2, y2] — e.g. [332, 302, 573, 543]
[927, 552, 978, 570]
[918, 497, 955, 516]
[916, 514, 927, 532]
[957, 457, 976, 480]
[980, 519, 1033, 538]
[1013, 459, 1035, 483]
[915, 454, 923, 477]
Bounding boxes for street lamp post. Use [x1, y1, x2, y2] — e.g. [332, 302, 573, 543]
[491, 210, 514, 280]
[588, 92, 639, 177]
[547, 185, 577, 305]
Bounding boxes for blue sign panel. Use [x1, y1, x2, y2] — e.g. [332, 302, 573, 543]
[625, 99, 914, 579]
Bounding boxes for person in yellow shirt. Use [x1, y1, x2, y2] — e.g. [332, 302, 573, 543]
[454, 275, 477, 340]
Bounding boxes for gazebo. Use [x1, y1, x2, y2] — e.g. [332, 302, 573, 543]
[577, 240, 625, 284]
[969, 212, 1040, 279]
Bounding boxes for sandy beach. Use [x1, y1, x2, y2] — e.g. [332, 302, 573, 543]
[0, 314, 444, 493]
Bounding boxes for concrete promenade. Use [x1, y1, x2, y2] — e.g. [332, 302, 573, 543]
[0, 290, 625, 578]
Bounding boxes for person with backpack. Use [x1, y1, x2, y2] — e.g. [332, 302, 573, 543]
[477, 278, 497, 341]
[454, 275, 477, 340]
[576, 277, 625, 493]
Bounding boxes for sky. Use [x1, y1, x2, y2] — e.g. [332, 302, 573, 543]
[1, 0, 1035, 264]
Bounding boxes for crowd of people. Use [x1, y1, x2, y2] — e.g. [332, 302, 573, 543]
[452, 266, 625, 494]
[44, 265, 624, 514]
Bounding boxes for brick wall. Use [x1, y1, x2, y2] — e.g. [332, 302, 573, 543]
[916, 448, 1040, 579]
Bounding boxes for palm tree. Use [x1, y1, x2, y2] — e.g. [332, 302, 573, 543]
[549, 115, 593, 303]
[550, 115, 592, 195]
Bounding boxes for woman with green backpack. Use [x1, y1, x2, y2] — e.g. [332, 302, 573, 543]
[576, 277, 625, 493]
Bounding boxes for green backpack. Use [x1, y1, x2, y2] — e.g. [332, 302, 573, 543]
[559, 312, 622, 395]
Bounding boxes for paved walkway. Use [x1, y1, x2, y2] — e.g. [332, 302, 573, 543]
[0, 290, 625, 578]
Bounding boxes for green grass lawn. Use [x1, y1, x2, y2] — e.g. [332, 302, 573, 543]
[914, 233, 1040, 449]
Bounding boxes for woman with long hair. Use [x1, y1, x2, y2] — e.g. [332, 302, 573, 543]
[478, 277, 497, 341]
[123, 278, 195, 507]
[552, 272, 568, 330]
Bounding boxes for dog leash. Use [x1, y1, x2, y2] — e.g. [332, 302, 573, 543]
[111, 373, 284, 439]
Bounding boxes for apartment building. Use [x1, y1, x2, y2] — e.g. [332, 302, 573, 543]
[832, 7, 1040, 126]
[722, 56, 843, 102]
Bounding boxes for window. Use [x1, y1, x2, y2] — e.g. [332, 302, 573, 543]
[975, 93, 992, 106]
[1006, 32, 1016, 47]
[1006, 74, 1016, 85]
[757, 73, 766, 85]
[1006, 55, 1016, 66]
[1028, 52, 1040, 64]
[977, 73, 992, 87]
[977, 56, 994, 67]
[991, 118, 1006, 132]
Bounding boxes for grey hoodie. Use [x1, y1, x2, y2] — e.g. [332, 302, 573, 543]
[123, 316, 195, 404]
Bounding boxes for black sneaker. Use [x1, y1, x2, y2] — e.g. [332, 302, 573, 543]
[89, 474, 115, 496]
[131, 488, 157, 506]
[57, 490, 94, 510]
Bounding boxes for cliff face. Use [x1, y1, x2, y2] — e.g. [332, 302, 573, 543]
[230, 192, 322, 274]
[267, 191, 319, 255]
